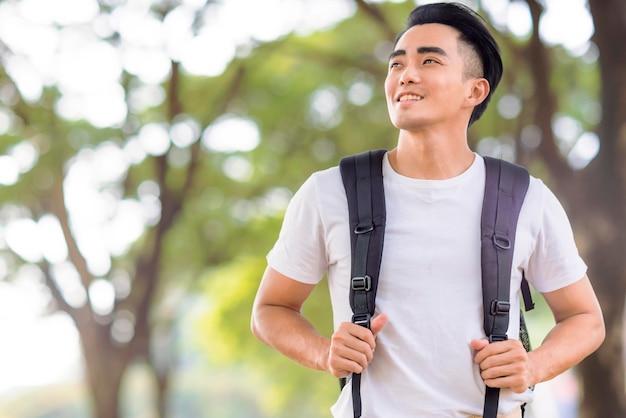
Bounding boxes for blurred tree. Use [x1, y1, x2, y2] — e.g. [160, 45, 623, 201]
[0, 1, 259, 417]
[0, 0, 623, 417]
[575, 0, 626, 415]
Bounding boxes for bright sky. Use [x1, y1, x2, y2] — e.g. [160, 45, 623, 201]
[0, 280, 82, 395]
[0, 0, 597, 405]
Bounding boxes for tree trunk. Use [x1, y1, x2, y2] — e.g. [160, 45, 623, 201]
[155, 370, 170, 418]
[149, 325, 173, 418]
[574, 174, 626, 417]
[79, 321, 132, 418]
[576, 0, 626, 415]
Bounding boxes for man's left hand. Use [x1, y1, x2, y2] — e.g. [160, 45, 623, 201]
[470, 339, 533, 393]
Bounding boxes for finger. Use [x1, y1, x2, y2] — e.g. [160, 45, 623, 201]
[329, 319, 385, 378]
[481, 370, 530, 393]
[475, 340, 526, 366]
[340, 337, 375, 363]
[471, 339, 491, 364]
[328, 352, 366, 377]
[330, 325, 376, 365]
[370, 313, 388, 337]
[475, 344, 530, 392]
[336, 322, 375, 346]
[482, 357, 528, 380]
[470, 339, 489, 351]
[328, 338, 373, 377]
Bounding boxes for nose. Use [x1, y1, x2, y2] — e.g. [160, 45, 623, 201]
[399, 66, 419, 85]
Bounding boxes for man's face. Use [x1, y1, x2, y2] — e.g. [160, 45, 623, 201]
[384, 23, 480, 131]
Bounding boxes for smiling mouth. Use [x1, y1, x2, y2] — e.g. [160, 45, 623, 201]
[398, 94, 424, 102]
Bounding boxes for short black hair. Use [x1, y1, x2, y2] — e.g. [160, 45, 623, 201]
[394, 2, 503, 125]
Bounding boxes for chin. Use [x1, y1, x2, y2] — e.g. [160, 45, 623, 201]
[392, 119, 428, 131]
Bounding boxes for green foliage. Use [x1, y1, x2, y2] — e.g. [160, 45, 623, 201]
[196, 255, 336, 417]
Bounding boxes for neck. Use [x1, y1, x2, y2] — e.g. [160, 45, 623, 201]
[388, 128, 475, 179]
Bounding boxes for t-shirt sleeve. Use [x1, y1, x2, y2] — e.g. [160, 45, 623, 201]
[266, 174, 328, 284]
[526, 182, 587, 293]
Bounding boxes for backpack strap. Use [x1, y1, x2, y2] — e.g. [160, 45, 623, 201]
[339, 153, 530, 417]
[521, 272, 535, 313]
[481, 156, 530, 418]
[339, 149, 387, 418]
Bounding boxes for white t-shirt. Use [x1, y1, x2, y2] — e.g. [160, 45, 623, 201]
[267, 153, 586, 418]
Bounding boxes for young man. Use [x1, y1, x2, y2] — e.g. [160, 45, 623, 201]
[251, 3, 604, 417]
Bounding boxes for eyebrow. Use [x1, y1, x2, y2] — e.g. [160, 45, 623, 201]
[388, 46, 449, 61]
[417, 46, 448, 56]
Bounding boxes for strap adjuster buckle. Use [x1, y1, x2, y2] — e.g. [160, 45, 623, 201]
[490, 300, 510, 315]
[351, 276, 371, 291]
[489, 334, 508, 343]
[352, 313, 371, 328]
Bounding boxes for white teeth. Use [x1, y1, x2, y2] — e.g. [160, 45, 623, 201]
[398, 94, 423, 102]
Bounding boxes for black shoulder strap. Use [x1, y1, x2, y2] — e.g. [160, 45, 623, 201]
[339, 153, 530, 418]
[481, 156, 530, 418]
[339, 149, 386, 418]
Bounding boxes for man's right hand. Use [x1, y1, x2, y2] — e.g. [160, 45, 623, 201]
[327, 313, 388, 378]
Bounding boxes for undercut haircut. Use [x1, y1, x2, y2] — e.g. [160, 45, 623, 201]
[394, 2, 503, 125]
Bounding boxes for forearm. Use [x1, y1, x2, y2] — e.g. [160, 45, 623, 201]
[251, 304, 331, 372]
[529, 310, 604, 385]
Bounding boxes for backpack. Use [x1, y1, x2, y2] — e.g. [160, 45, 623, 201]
[339, 149, 534, 418]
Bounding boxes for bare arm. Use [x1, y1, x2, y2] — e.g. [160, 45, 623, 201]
[527, 274, 605, 383]
[251, 266, 387, 377]
[251, 266, 329, 371]
[473, 275, 605, 392]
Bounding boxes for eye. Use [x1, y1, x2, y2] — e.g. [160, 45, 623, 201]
[389, 62, 402, 69]
[423, 58, 437, 65]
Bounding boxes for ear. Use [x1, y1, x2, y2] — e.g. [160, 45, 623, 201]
[464, 77, 490, 108]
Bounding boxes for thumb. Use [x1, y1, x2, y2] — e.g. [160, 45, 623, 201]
[470, 339, 489, 351]
[370, 313, 388, 336]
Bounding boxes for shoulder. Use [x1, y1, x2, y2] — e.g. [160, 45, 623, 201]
[525, 175, 548, 205]
[293, 166, 343, 205]
[509, 166, 577, 251]
[523, 175, 566, 219]
[517, 174, 564, 236]
[312, 165, 342, 187]
[289, 165, 341, 200]
[283, 165, 346, 224]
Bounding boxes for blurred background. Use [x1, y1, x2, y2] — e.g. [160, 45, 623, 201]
[0, 0, 624, 417]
